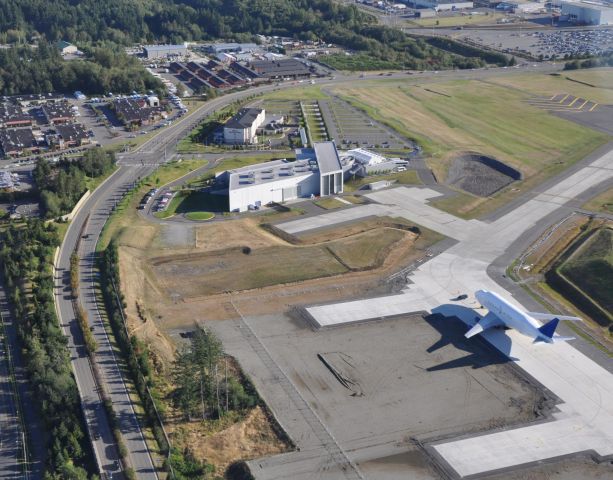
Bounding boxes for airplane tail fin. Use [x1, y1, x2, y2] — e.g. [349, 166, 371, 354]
[538, 317, 560, 340]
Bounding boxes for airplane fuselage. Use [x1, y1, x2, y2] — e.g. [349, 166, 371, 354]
[475, 290, 553, 343]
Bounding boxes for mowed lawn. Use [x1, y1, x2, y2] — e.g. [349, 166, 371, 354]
[336, 79, 609, 216]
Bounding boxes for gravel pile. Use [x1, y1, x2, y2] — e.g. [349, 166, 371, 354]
[447, 153, 520, 197]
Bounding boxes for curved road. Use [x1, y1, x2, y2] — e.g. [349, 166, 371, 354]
[54, 62, 563, 478]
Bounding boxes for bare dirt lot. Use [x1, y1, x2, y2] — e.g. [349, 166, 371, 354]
[121, 216, 433, 335]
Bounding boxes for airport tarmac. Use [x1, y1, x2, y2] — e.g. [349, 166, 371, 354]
[272, 144, 613, 477]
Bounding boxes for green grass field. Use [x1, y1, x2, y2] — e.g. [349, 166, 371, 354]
[583, 188, 613, 214]
[410, 13, 504, 27]
[328, 229, 405, 270]
[158, 190, 229, 219]
[335, 78, 610, 217]
[314, 197, 346, 210]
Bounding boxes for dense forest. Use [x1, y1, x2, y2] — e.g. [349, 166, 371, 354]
[0, 44, 164, 95]
[33, 150, 116, 218]
[0, 220, 93, 478]
[0, 0, 487, 77]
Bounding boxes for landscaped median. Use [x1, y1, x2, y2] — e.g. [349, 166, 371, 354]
[154, 190, 226, 220]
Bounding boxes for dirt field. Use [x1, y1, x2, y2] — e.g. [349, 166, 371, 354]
[119, 215, 436, 345]
[148, 223, 410, 298]
[167, 405, 289, 475]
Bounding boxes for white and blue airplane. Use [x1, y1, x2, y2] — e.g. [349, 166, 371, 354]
[466, 289, 581, 344]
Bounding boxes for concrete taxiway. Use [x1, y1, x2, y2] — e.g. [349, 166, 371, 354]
[275, 144, 613, 477]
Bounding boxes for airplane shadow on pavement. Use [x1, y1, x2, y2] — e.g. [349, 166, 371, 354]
[424, 304, 515, 372]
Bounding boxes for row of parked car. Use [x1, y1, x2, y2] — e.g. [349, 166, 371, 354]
[154, 190, 175, 213]
[137, 188, 158, 210]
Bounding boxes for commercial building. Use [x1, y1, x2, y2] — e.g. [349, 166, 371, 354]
[48, 123, 91, 149]
[341, 147, 408, 176]
[112, 98, 164, 128]
[143, 44, 188, 59]
[413, 0, 474, 10]
[42, 102, 76, 124]
[0, 128, 38, 157]
[561, 1, 613, 25]
[3, 93, 65, 107]
[216, 141, 343, 212]
[0, 104, 32, 128]
[223, 108, 266, 145]
[249, 59, 312, 80]
[207, 43, 260, 54]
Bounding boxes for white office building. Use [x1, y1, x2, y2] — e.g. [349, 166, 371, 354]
[223, 108, 266, 145]
[561, 1, 613, 25]
[217, 141, 343, 212]
[143, 44, 188, 59]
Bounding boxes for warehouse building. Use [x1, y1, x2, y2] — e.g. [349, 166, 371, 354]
[143, 44, 188, 59]
[0, 103, 32, 128]
[413, 0, 474, 10]
[249, 59, 312, 80]
[223, 107, 266, 145]
[0, 129, 38, 157]
[561, 1, 613, 25]
[216, 141, 343, 212]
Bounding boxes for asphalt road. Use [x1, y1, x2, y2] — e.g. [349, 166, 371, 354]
[53, 61, 565, 478]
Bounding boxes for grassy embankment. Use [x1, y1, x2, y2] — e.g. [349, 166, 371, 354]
[583, 188, 613, 214]
[556, 227, 613, 329]
[335, 78, 610, 218]
[314, 197, 347, 210]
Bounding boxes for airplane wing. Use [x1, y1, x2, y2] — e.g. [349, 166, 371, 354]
[465, 312, 504, 339]
[527, 312, 582, 322]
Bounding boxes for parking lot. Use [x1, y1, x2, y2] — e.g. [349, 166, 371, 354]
[454, 27, 613, 59]
[320, 98, 412, 151]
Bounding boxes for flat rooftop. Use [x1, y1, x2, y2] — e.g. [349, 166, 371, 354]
[561, 0, 613, 9]
[313, 141, 343, 175]
[228, 157, 318, 191]
[143, 44, 186, 51]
